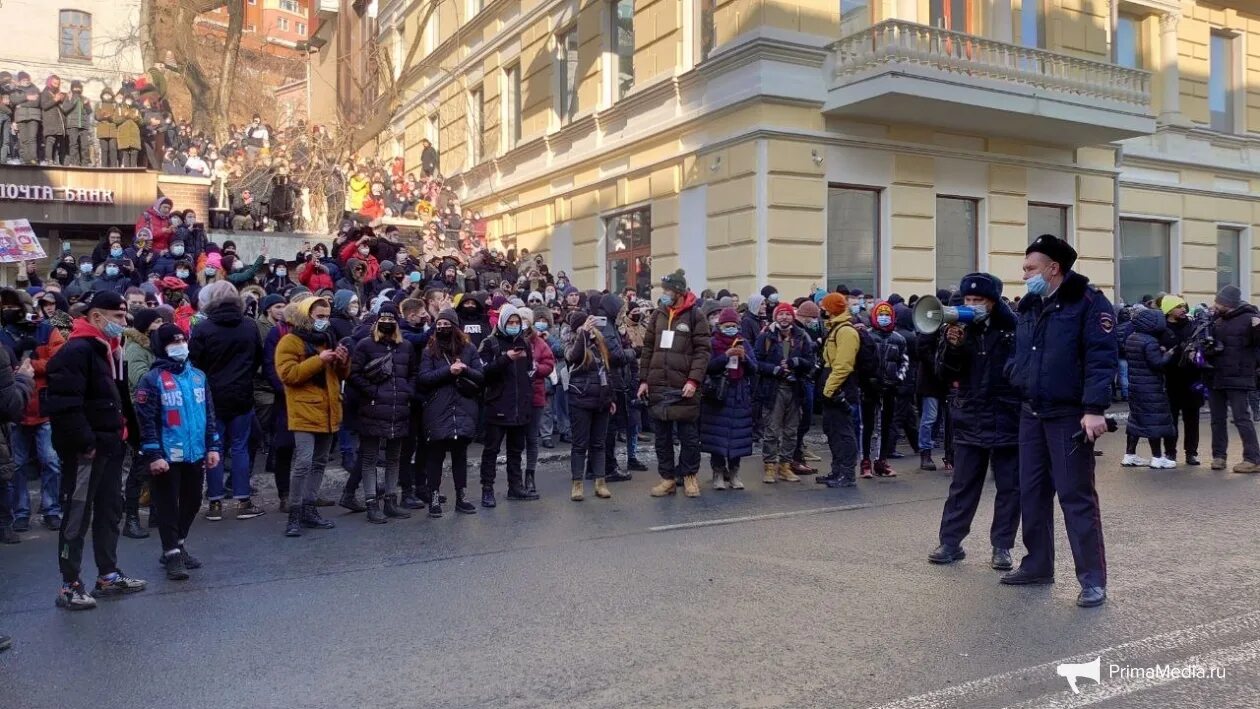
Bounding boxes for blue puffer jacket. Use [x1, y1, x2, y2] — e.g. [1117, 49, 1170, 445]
[1009, 271, 1118, 417]
[1123, 307, 1175, 439]
[937, 301, 1020, 447]
[699, 337, 758, 459]
[134, 357, 220, 464]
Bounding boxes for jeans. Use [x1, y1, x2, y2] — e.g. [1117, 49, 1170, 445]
[571, 406, 610, 481]
[290, 432, 333, 507]
[1116, 359, 1130, 399]
[626, 401, 641, 461]
[919, 396, 941, 452]
[823, 402, 858, 481]
[526, 406, 542, 472]
[553, 388, 572, 439]
[359, 435, 403, 500]
[10, 422, 61, 519]
[206, 411, 254, 500]
[1209, 389, 1260, 463]
[541, 391, 559, 441]
[653, 417, 700, 479]
[479, 424, 526, 491]
[150, 462, 203, 553]
[56, 435, 126, 584]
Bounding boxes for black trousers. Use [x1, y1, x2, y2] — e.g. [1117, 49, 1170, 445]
[17, 121, 38, 163]
[571, 406, 610, 481]
[1209, 388, 1260, 462]
[123, 448, 147, 516]
[99, 138, 117, 167]
[822, 402, 857, 481]
[653, 417, 700, 479]
[861, 389, 899, 460]
[939, 443, 1020, 549]
[43, 134, 64, 165]
[120, 149, 138, 167]
[150, 462, 203, 552]
[426, 438, 469, 494]
[1168, 389, 1202, 458]
[56, 435, 126, 584]
[480, 424, 525, 490]
[273, 445, 292, 501]
[398, 412, 427, 496]
[66, 128, 91, 166]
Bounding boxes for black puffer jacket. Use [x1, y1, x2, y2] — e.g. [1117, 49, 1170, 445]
[1124, 307, 1175, 438]
[937, 302, 1020, 447]
[1207, 303, 1260, 390]
[565, 330, 614, 411]
[589, 294, 635, 390]
[189, 299, 263, 418]
[478, 310, 534, 427]
[417, 340, 483, 441]
[349, 334, 417, 438]
[46, 320, 125, 453]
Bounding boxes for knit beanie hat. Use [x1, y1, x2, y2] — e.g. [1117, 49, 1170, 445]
[820, 293, 848, 316]
[132, 308, 161, 333]
[1160, 294, 1187, 315]
[436, 308, 460, 326]
[660, 269, 687, 293]
[1215, 285, 1242, 310]
[718, 308, 740, 325]
[153, 323, 186, 353]
[205, 252, 222, 269]
[532, 306, 553, 327]
[567, 310, 589, 331]
[796, 300, 821, 319]
[261, 293, 286, 313]
[870, 301, 896, 332]
[772, 302, 796, 319]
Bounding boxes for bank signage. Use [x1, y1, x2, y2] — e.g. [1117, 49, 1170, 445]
[0, 183, 115, 205]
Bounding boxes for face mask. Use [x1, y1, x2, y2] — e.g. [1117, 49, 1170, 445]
[105, 266, 120, 278]
[659, 294, 674, 307]
[103, 320, 125, 339]
[629, 313, 642, 323]
[79, 263, 92, 274]
[359, 247, 370, 256]
[721, 325, 739, 337]
[850, 304, 861, 315]
[803, 319, 819, 330]
[377, 322, 396, 335]
[768, 294, 780, 305]
[313, 318, 331, 332]
[171, 245, 185, 256]
[166, 343, 189, 362]
[110, 247, 123, 258]
[232, 262, 244, 272]
[128, 303, 144, 314]
[204, 267, 217, 277]
[436, 327, 453, 339]
[347, 304, 360, 317]
[176, 269, 190, 279]
[166, 292, 183, 306]
[533, 322, 549, 333]
[504, 324, 521, 336]
[876, 314, 892, 328]
[1025, 273, 1048, 297]
[276, 268, 287, 278]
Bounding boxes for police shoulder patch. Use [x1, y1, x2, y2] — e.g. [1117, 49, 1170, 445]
[1098, 313, 1115, 334]
[134, 388, 149, 405]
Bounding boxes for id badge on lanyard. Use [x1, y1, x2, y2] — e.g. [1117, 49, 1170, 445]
[659, 330, 675, 349]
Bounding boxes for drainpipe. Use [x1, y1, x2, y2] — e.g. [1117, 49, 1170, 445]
[1114, 144, 1123, 302]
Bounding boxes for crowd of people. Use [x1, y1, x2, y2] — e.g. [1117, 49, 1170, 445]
[1, 224, 1259, 634]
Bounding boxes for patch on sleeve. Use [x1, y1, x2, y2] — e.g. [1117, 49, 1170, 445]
[134, 388, 149, 405]
[1098, 313, 1115, 334]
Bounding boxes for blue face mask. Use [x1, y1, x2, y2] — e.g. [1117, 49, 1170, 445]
[313, 318, 330, 332]
[171, 245, 185, 257]
[79, 263, 92, 274]
[533, 322, 549, 333]
[103, 320, 125, 339]
[176, 269, 190, 279]
[721, 326, 739, 337]
[659, 293, 674, 307]
[110, 247, 123, 258]
[504, 324, 521, 336]
[105, 266, 119, 278]
[1025, 273, 1048, 296]
[166, 343, 189, 362]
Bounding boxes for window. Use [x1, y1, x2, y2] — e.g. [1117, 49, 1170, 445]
[1218, 227, 1242, 292]
[278, 17, 289, 31]
[427, 113, 439, 145]
[1210, 32, 1236, 133]
[1117, 219, 1170, 306]
[611, 0, 635, 100]
[280, 0, 300, 11]
[467, 0, 483, 18]
[607, 207, 652, 294]
[826, 186, 880, 295]
[1018, 0, 1045, 49]
[502, 64, 521, 151]
[246, 23, 256, 32]
[297, 22, 306, 35]
[59, 10, 92, 62]
[467, 86, 484, 166]
[936, 197, 978, 291]
[1115, 13, 1145, 69]
[839, 0, 870, 39]
[1028, 203, 1068, 244]
[929, 0, 972, 33]
[700, 0, 716, 60]
[557, 27, 579, 124]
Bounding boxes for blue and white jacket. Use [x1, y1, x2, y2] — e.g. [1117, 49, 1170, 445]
[134, 356, 220, 464]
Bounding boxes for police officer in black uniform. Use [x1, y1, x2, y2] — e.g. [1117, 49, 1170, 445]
[927, 273, 1021, 571]
[1004, 235, 1117, 608]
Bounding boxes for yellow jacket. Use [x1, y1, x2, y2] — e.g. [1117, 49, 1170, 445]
[822, 310, 859, 399]
[275, 299, 350, 434]
[347, 175, 370, 211]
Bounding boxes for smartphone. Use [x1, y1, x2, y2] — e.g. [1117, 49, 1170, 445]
[592, 316, 607, 328]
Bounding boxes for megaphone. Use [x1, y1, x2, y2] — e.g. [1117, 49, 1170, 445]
[1055, 656, 1101, 694]
[912, 295, 987, 334]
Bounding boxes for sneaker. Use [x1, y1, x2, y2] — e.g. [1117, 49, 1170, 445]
[481, 488, 497, 508]
[92, 571, 147, 597]
[627, 458, 648, 472]
[236, 499, 266, 520]
[859, 459, 874, 479]
[1186, 454, 1201, 466]
[56, 582, 97, 611]
[205, 500, 224, 521]
[1211, 458, 1227, 470]
[164, 552, 189, 581]
[1121, 454, 1149, 467]
[728, 473, 745, 490]
[455, 490, 477, 514]
[1149, 457, 1177, 470]
[180, 547, 203, 569]
[712, 473, 727, 491]
[1232, 460, 1260, 474]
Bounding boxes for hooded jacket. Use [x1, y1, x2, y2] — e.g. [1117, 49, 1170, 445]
[478, 304, 534, 426]
[457, 296, 492, 347]
[122, 326, 156, 398]
[46, 318, 127, 452]
[639, 290, 712, 422]
[417, 335, 484, 441]
[134, 354, 220, 464]
[1123, 307, 1176, 439]
[275, 299, 350, 433]
[330, 289, 359, 341]
[189, 297, 263, 418]
[821, 309, 860, 401]
[135, 197, 176, 252]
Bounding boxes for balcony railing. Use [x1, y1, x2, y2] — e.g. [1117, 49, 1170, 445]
[833, 20, 1150, 109]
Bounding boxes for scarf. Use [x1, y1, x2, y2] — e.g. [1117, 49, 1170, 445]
[710, 331, 745, 381]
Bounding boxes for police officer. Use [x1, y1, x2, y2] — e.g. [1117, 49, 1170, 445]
[1004, 235, 1117, 608]
[927, 273, 1020, 571]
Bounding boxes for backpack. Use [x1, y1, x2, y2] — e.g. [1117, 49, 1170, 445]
[824, 321, 877, 389]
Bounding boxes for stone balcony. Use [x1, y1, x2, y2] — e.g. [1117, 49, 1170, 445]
[826, 20, 1155, 146]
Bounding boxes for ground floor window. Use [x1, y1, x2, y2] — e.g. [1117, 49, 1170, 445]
[606, 207, 651, 294]
[936, 196, 978, 291]
[826, 185, 879, 294]
[1028, 203, 1068, 243]
[1217, 226, 1242, 293]
[1117, 218, 1171, 305]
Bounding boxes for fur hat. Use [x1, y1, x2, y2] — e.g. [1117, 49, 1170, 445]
[1026, 234, 1078, 271]
[958, 272, 1003, 302]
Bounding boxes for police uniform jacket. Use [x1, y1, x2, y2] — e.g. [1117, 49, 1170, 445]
[937, 301, 1020, 447]
[1009, 270, 1117, 418]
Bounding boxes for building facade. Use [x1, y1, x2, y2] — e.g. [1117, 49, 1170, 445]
[371, 0, 1260, 307]
[0, 0, 144, 98]
[201, 0, 315, 57]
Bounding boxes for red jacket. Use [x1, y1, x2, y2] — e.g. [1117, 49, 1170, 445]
[21, 324, 65, 426]
[529, 334, 554, 408]
[359, 195, 385, 221]
[135, 197, 175, 252]
[299, 262, 335, 292]
[338, 242, 380, 282]
[173, 303, 195, 335]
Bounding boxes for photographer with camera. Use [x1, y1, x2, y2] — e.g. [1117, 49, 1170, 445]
[1158, 296, 1204, 466]
[754, 303, 815, 484]
[1204, 285, 1260, 473]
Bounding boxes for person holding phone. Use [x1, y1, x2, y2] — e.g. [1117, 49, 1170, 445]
[564, 310, 617, 501]
[476, 304, 536, 507]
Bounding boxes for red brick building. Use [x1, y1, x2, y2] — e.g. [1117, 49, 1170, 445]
[200, 0, 313, 58]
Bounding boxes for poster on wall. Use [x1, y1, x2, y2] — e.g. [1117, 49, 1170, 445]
[0, 220, 47, 263]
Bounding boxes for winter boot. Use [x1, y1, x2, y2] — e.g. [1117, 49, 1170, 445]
[122, 514, 150, 539]
[383, 494, 412, 519]
[338, 491, 366, 513]
[873, 459, 897, 477]
[594, 478, 612, 499]
[649, 478, 677, 497]
[481, 487, 497, 508]
[763, 461, 778, 484]
[571, 480, 585, 501]
[776, 462, 801, 482]
[284, 507, 302, 537]
[919, 451, 938, 471]
[728, 463, 746, 490]
[712, 471, 728, 490]
[682, 475, 701, 497]
[365, 499, 387, 524]
[524, 471, 538, 496]
[429, 490, 444, 518]
[454, 489, 477, 514]
[300, 503, 336, 530]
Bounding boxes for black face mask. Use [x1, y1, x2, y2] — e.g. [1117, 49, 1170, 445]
[1, 309, 23, 325]
[377, 322, 396, 335]
[436, 328, 454, 340]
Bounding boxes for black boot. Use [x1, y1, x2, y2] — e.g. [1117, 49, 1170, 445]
[920, 451, 938, 471]
[365, 499, 387, 524]
[454, 489, 476, 514]
[122, 514, 150, 539]
[300, 503, 336, 530]
[524, 471, 537, 496]
[284, 507, 302, 537]
[481, 487, 496, 508]
[383, 494, 411, 519]
[338, 490, 366, 513]
[401, 489, 425, 509]
[428, 490, 444, 518]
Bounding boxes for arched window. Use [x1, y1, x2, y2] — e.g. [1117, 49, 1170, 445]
[59, 10, 93, 61]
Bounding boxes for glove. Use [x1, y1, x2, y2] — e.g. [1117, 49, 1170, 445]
[789, 357, 804, 369]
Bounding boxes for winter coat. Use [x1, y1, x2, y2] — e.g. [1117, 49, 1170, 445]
[753, 324, 816, 403]
[275, 305, 350, 434]
[135, 197, 176, 253]
[95, 100, 117, 140]
[529, 334, 554, 407]
[39, 88, 66, 136]
[299, 261, 335, 292]
[134, 357, 220, 464]
[263, 324, 294, 447]
[46, 318, 126, 454]
[1207, 303, 1260, 391]
[1009, 271, 1118, 417]
[564, 330, 614, 412]
[1123, 307, 1176, 439]
[638, 291, 712, 422]
[478, 322, 534, 427]
[189, 299, 263, 419]
[821, 311, 860, 402]
[122, 327, 156, 399]
[64, 95, 91, 130]
[0, 320, 64, 427]
[936, 302, 1021, 448]
[115, 104, 142, 150]
[1160, 317, 1203, 400]
[349, 334, 417, 438]
[916, 331, 950, 399]
[417, 340, 484, 441]
[699, 337, 758, 459]
[13, 90, 40, 124]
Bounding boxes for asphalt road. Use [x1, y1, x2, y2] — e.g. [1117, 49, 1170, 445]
[2, 430, 1259, 709]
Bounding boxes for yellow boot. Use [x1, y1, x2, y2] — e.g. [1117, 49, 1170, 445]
[594, 478, 612, 498]
[570, 480, 584, 501]
[682, 475, 701, 497]
[777, 462, 801, 482]
[650, 478, 677, 497]
[763, 461, 777, 484]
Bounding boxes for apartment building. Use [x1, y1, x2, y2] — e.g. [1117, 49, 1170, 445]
[372, 0, 1260, 306]
[202, 0, 314, 57]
